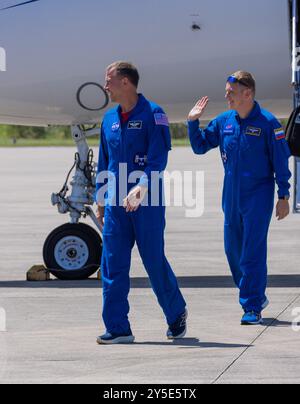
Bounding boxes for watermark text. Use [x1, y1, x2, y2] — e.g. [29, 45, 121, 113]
[96, 165, 205, 218]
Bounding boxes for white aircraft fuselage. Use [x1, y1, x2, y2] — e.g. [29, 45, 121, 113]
[0, 0, 293, 126]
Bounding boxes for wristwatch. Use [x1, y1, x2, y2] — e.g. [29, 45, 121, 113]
[279, 196, 290, 201]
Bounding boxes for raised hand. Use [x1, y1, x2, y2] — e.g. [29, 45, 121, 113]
[188, 97, 209, 121]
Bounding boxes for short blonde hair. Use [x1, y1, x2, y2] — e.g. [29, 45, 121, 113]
[229, 71, 256, 94]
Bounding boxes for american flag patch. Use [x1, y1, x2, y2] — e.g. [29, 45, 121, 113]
[274, 127, 285, 141]
[154, 113, 169, 127]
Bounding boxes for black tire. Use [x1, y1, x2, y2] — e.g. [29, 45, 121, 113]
[43, 223, 102, 280]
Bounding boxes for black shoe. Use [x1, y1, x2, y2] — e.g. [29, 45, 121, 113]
[167, 310, 188, 339]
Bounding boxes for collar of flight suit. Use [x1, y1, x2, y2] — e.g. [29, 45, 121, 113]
[116, 94, 148, 121]
[234, 101, 261, 123]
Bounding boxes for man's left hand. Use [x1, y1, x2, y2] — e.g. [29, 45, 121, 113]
[123, 186, 148, 213]
[276, 199, 290, 221]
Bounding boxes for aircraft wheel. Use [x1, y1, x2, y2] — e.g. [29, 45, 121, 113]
[43, 223, 102, 280]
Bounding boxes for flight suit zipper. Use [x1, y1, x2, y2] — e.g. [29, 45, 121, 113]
[230, 118, 242, 222]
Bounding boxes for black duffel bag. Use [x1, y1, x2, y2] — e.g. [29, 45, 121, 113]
[286, 106, 300, 157]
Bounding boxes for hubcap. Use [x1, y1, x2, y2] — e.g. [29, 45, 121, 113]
[54, 236, 89, 270]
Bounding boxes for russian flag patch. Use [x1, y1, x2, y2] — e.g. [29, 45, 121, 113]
[154, 113, 169, 127]
[274, 127, 285, 141]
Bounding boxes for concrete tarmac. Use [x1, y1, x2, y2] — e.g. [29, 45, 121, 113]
[0, 146, 300, 384]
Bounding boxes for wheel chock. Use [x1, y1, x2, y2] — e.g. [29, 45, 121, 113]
[27, 265, 50, 282]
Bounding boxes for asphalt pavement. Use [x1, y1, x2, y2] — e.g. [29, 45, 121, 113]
[0, 146, 299, 384]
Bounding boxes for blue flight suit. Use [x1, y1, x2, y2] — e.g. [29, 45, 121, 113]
[188, 102, 291, 313]
[96, 94, 186, 335]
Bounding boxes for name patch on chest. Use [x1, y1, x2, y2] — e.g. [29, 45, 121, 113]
[128, 121, 143, 130]
[245, 127, 262, 137]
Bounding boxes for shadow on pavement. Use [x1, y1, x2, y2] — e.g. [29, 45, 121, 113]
[134, 338, 253, 349]
[263, 318, 296, 328]
[1, 275, 300, 289]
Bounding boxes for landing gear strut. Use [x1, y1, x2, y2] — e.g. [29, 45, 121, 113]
[43, 125, 102, 280]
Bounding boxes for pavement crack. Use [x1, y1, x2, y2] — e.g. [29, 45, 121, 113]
[212, 293, 300, 384]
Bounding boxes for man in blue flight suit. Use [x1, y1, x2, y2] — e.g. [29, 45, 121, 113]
[95, 62, 187, 344]
[187, 71, 291, 325]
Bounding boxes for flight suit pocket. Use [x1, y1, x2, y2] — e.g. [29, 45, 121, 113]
[103, 207, 121, 236]
[106, 129, 121, 162]
[107, 131, 120, 148]
[127, 127, 147, 149]
[223, 133, 238, 153]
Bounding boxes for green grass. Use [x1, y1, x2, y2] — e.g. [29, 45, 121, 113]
[0, 136, 190, 148]
[0, 122, 191, 148]
[0, 137, 100, 148]
[172, 138, 190, 147]
[1, 117, 287, 148]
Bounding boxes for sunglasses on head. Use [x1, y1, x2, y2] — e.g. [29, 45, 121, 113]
[227, 76, 249, 88]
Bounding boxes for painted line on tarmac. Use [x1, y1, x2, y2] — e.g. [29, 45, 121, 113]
[212, 293, 300, 384]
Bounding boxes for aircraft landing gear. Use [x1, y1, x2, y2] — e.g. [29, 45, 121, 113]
[43, 223, 102, 280]
[43, 125, 103, 280]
